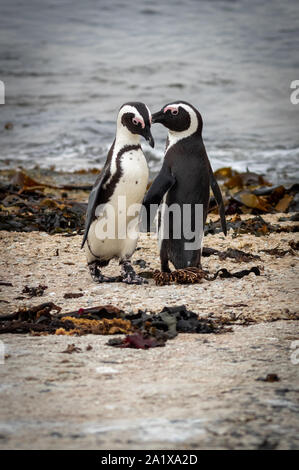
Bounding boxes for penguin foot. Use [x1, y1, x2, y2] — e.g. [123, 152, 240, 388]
[120, 260, 148, 285]
[122, 272, 148, 285]
[161, 266, 171, 273]
[88, 262, 119, 283]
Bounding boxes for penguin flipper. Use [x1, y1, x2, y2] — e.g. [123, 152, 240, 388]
[143, 163, 176, 208]
[142, 163, 176, 232]
[81, 166, 109, 249]
[209, 164, 227, 236]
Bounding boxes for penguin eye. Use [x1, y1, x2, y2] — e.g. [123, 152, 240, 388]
[132, 118, 139, 126]
[171, 109, 178, 116]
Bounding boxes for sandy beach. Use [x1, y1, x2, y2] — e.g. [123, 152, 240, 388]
[1, 213, 298, 319]
[0, 213, 298, 449]
[1, 0, 299, 453]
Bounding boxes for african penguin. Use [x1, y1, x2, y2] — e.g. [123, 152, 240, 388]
[143, 100, 226, 272]
[81, 102, 154, 284]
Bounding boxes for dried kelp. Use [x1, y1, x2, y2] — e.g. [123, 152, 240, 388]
[1, 166, 298, 236]
[61, 344, 82, 354]
[289, 240, 299, 250]
[146, 305, 222, 336]
[202, 247, 261, 262]
[0, 302, 61, 322]
[205, 214, 299, 237]
[214, 167, 271, 189]
[3, 300, 295, 350]
[11, 169, 93, 192]
[133, 259, 149, 269]
[0, 302, 63, 334]
[63, 293, 84, 299]
[55, 304, 125, 320]
[208, 267, 260, 280]
[22, 284, 48, 297]
[260, 246, 296, 257]
[153, 266, 261, 286]
[55, 317, 132, 336]
[108, 305, 226, 348]
[0, 302, 228, 351]
[107, 332, 165, 349]
[0, 303, 128, 335]
[153, 268, 206, 286]
[257, 373, 280, 383]
[0, 177, 87, 234]
[211, 168, 299, 215]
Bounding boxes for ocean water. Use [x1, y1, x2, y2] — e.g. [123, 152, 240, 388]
[0, 0, 299, 184]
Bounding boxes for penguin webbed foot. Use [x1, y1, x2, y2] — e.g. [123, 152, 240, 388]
[161, 265, 171, 273]
[88, 261, 120, 284]
[120, 260, 148, 285]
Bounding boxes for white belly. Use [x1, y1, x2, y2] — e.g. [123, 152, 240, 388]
[112, 147, 149, 207]
[86, 148, 149, 263]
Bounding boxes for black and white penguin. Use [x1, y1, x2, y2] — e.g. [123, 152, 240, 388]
[81, 102, 154, 284]
[143, 100, 226, 272]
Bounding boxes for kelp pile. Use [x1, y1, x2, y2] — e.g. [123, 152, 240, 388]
[1, 301, 297, 349]
[205, 214, 299, 237]
[0, 170, 88, 234]
[0, 303, 131, 336]
[107, 305, 225, 348]
[211, 167, 299, 215]
[0, 303, 228, 349]
[202, 247, 261, 262]
[153, 266, 261, 286]
[0, 167, 298, 236]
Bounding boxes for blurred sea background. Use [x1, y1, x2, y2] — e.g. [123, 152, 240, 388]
[0, 0, 298, 184]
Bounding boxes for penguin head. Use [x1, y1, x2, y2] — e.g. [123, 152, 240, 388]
[118, 102, 155, 147]
[152, 101, 203, 136]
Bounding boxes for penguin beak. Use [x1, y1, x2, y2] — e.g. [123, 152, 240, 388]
[144, 128, 155, 148]
[151, 110, 165, 124]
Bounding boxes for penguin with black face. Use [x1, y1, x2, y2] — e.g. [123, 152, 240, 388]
[143, 101, 226, 273]
[81, 102, 154, 284]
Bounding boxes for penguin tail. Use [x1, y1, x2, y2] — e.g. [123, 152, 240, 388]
[81, 232, 87, 249]
[209, 165, 227, 236]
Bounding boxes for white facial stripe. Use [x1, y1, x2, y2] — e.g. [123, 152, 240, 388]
[145, 104, 152, 124]
[166, 102, 199, 149]
[168, 102, 196, 119]
[112, 105, 145, 179]
[118, 105, 145, 129]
